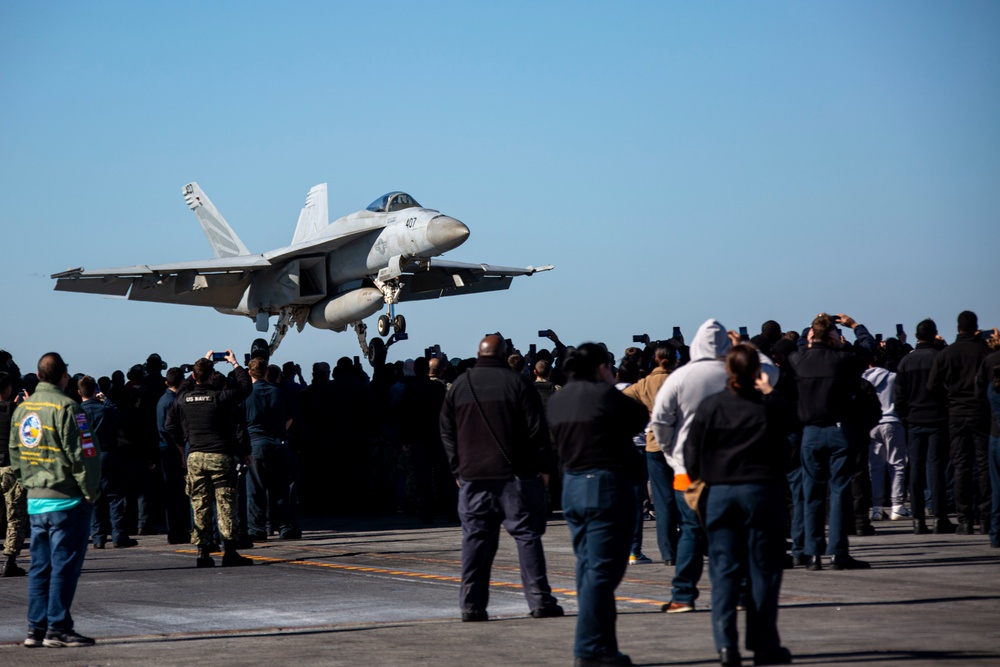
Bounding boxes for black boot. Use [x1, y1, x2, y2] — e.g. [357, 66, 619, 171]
[913, 519, 930, 535]
[1, 554, 26, 577]
[221, 541, 253, 567]
[196, 545, 215, 568]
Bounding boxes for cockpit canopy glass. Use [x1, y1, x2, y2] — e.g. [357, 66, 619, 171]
[366, 192, 421, 213]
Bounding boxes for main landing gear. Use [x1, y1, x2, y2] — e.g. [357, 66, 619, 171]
[353, 318, 407, 367]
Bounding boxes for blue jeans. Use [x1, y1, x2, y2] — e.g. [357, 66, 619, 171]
[563, 470, 635, 659]
[786, 466, 805, 558]
[91, 451, 128, 543]
[906, 424, 949, 521]
[801, 425, 853, 557]
[646, 451, 679, 561]
[672, 489, 706, 602]
[28, 501, 93, 632]
[630, 452, 648, 555]
[457, 476, 556, 613]
[705, 483, 785, 654]
[989, 436, 1000, 546]
[247, 438, 294, 537]
[160, 442, 191, 541]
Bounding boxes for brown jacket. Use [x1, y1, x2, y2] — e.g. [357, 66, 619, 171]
[623, 367, 671, 452]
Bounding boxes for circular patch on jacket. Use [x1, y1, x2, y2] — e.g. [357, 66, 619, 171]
[19, 413, 42, 448]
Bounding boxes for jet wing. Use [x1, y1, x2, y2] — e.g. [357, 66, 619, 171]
[51, 255, 272, 307]
[399, 259, 554, 302]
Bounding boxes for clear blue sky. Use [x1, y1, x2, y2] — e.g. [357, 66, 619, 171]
[2, 1, 998, 376]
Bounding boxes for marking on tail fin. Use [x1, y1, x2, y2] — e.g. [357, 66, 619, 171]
[291, 183, 329, 245]
[182, 182, 251, 258]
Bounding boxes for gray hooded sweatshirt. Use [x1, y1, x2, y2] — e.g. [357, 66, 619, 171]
[650, 318, 779, 487]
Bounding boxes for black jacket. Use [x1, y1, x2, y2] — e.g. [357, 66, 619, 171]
[789, 326, 874, 427]
[895, 343, 947, 426]
[928, 333, 988, 422]
[165, 367, 252, 456]
[684, 389, 794, 484]
[977, 350, 1000, 437]
[440, 356, 550, 480]
[546, 380, 648, 482]
[79, 398, 121, 451]
[243, 381, 294, 442]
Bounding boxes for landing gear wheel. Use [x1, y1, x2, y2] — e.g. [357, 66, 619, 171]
[377, 314, 391, 337]
[367, 337, 386, 363]
[393, 314, 406, 334]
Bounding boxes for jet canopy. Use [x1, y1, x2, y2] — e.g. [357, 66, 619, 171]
[366, 192, 421, 213]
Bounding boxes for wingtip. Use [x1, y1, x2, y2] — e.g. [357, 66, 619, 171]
[51, 267, 84, 279]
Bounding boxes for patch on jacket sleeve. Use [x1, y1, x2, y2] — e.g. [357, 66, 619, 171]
[75, 412, 98, 458]
[19, 413, 42, 448]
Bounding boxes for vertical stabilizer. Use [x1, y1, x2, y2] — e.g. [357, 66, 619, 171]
[291, 183, 329, 244]
[182, 182, 251, 258]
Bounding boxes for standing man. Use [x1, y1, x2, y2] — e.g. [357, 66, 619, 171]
[11, 353, 101, 647]
[165, 351, 253, 567]
[895, 319, 954, 534]
[243, 357, 296, 540]
[440, 334, 562, 622]
[929, 310, 991, 534]
[156, 367, 190, 544]
[652, 320, 780, 612]
[789, 313, 876, 570]
[78, 376, 136, 549]
[624, 345, 680, 567]
[1, 372, 28, 577]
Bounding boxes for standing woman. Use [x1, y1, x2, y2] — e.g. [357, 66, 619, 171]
[548, 343, 649, 667]
[684, 344, 795, 667]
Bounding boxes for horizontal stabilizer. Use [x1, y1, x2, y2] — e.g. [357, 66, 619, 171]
[182, 182, 251, 258]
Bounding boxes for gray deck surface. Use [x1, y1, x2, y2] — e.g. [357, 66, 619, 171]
[1, 514, 997, 666]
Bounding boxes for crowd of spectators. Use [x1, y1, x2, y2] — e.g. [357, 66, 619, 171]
[2, 314, 998, 552]
[3, 311, 999, 664]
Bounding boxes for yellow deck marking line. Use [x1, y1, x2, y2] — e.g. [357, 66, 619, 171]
[176, 550, 668, 608]
[257, 544, 665, 588]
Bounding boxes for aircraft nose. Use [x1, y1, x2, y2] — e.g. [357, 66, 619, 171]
[427, 215, 470, 252]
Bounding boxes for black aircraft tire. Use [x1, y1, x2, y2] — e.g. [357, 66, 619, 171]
[377, 315, 391, 337]
[367, 337, 386, 363]
[393, 314, 406, 334]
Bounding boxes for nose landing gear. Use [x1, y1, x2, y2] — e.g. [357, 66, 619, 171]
[376, 311, 406, 337]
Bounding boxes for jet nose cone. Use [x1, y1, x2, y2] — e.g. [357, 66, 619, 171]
[427, 216, 470, 252]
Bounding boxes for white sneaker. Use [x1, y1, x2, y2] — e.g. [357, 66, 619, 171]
[871, 507, 886, 521]
[890, 506, 911, 520]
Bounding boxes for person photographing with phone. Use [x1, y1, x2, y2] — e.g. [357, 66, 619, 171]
[684, 344, 795, 667]
[164, 350, 252, 567]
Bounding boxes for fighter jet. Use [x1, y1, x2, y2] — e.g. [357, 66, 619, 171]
[52, 183, 553, 359]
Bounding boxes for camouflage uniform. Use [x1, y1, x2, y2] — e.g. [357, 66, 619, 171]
[164, 363, 252, 566]
[1, 466, 27, 555]
[186, 452, 238, 544]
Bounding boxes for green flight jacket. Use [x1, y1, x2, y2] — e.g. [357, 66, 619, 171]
[10, 382, 101, 502]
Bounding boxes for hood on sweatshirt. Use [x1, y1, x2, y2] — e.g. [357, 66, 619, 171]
[862, 366, 892, 392]
[690, 319, 732, 362]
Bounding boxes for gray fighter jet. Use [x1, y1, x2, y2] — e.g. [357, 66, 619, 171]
[53, 183, 552, 359]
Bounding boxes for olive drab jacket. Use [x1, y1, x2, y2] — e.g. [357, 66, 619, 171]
[10, 381, 102, 502]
